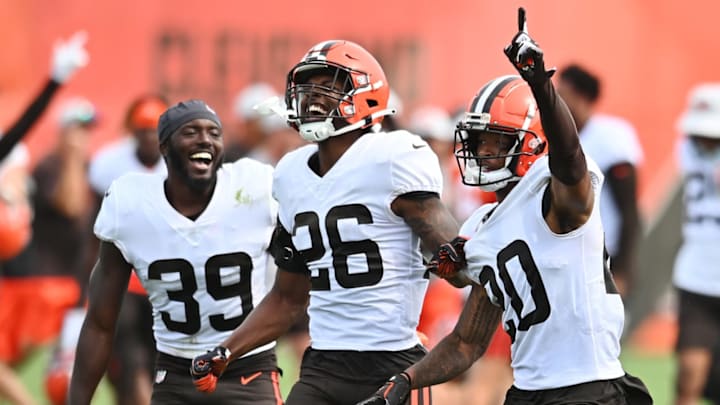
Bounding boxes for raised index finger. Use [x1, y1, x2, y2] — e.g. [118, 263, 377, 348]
[518, 7, 527, 33]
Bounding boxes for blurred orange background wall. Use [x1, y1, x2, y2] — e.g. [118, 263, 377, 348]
[1, 0, 717, 211]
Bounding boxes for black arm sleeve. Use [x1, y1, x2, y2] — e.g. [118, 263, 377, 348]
[529, 79, 586, 185]
[604, 162, 641, 277]
[269, 221, 310, 274]
[0, 79, 61, 161]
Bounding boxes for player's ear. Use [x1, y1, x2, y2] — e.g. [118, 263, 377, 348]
[159, 141, 169, 157]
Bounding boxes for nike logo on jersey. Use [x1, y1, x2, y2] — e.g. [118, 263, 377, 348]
[240, 371, 262, 385]
[412, 143, 427, 149]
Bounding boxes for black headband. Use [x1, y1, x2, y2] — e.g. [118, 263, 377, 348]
[157, 99, 222, 143]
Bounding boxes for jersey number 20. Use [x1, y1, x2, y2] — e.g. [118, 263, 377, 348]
[480, 240, 550, 343]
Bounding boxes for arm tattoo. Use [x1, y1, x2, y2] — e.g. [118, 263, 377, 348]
[409, 285, 503, 388]
[396, 195, 459, 252]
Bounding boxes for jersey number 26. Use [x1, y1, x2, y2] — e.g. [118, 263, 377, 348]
[293, 204, 384, 291]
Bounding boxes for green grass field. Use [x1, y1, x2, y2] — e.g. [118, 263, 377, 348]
[4, 340, 301, 405]
[1, 342, 693, 405]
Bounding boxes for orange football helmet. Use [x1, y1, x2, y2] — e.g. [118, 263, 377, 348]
[125, 95, 169, 131]
[455, 75, 547, 191]
[0, 199, 31, 260]
[285, 40, 394, 142]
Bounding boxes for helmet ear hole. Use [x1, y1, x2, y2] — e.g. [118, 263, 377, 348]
[527, 135, 546, 155]
[367, 99, 378, 108]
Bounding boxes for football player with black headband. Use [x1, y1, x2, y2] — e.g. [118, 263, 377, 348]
[69, 100, 283, 405]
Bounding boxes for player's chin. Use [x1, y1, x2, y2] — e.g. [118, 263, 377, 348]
[185, 166, 219, 191]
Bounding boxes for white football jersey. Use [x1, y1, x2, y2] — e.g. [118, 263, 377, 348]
[89, 137, 166, 195]
[673, 138, 720, 296]
[94, 159, 277, 359]
[460, 155, 625, 390]
[273, 130, 443, 351]
[579, 114, 643, 257]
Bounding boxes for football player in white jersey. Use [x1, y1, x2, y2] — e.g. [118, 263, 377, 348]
[190, 40, 459, 404]
[672, 83, 720, 405]
[68, 99, 283, 405]
[556, 64, 643, 297]
[358, 8, 652, 405]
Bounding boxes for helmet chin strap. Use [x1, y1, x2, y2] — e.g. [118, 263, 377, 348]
[464, 160, 519, 192]
[298, 108, 396, 142]
[477, 176, 514, 192]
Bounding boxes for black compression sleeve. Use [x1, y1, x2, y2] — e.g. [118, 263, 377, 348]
[0, 79, 61, 161]
[529, 79, 586, 185]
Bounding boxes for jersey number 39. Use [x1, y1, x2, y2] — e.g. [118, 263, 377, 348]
[148, 252, 253, 335]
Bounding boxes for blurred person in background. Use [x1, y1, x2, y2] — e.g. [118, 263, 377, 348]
[672, 83, 720, 405]
[69, 99, 283, 404]
[247, 103, 306, 166]
[0, 31, 88, 162]
[556, 64, 643, 298]
[228, 82, 306, 166]
[0, 144, 35, 405]
[226, 82, 279, 162]
[46, 94, 171, 405]
[0, 97, 96, 405]
[0, 30, 88, 405]
[89, 94, 169, 195]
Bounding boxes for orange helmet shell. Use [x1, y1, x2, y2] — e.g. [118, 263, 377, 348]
[286, 40, 390, 131]
[458, 75, 547, 180]
[126, 96, 169, 131]
[479, 76, 546, 176]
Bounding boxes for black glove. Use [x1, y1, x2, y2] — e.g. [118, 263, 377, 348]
[190, 346, 231, 393]
[356, 372, 412, 405]
[427, 236, 468, 278]
[503, 7, 556, 85]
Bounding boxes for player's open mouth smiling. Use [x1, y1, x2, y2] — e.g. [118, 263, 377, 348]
[189, 151, 213, 171]
[304, 102, 332, 122]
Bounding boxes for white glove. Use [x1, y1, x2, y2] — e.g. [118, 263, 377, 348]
[50, 31, 89, 83]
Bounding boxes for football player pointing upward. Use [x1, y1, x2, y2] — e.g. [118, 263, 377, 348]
[191, 40, 459, 404]
[358, 9, 652, 405]
[69, 100, 282, 404]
